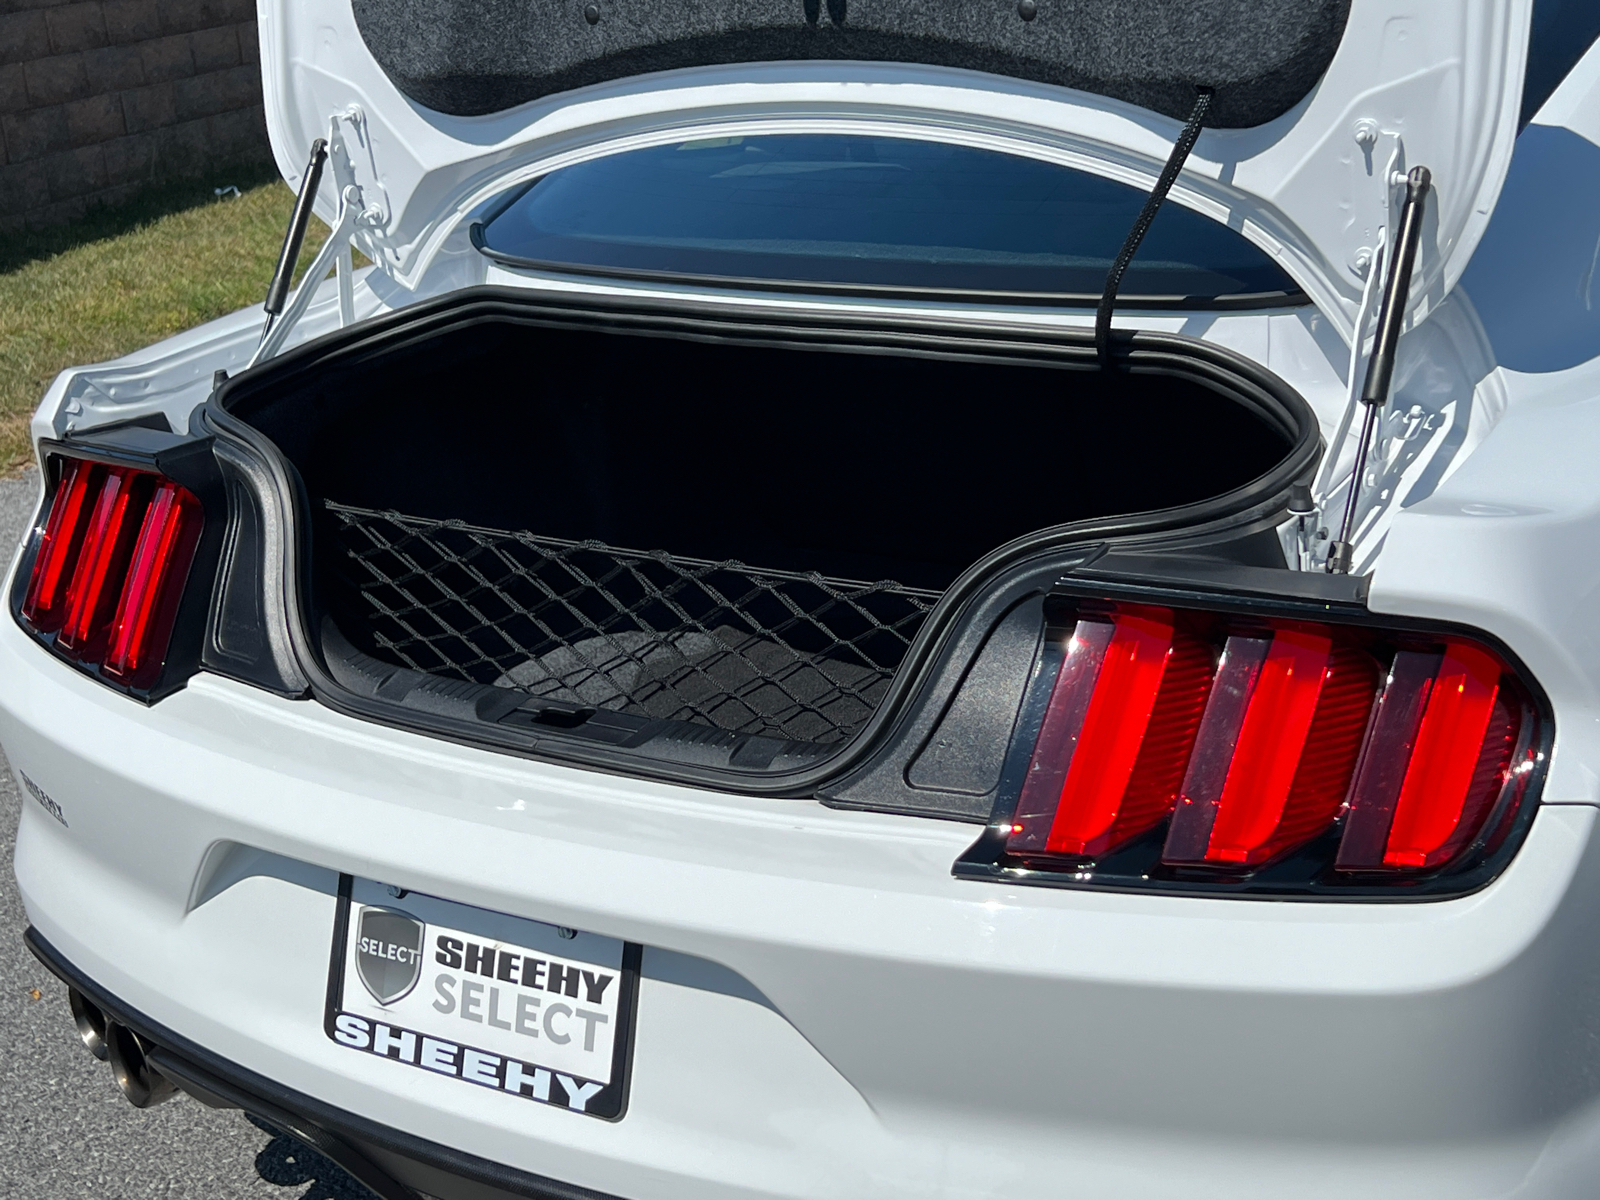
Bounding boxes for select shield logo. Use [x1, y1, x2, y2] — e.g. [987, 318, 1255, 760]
[355, 908, 424, 1005]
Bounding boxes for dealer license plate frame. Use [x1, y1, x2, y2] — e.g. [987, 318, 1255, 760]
[323, 874, 642, 1121]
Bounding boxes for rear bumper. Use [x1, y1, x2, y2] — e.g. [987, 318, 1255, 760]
[10, 600, 1600, 1199]
[26, 927, 609, 1200]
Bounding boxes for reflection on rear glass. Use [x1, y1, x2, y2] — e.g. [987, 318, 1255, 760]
[476, 134, 1301, 303]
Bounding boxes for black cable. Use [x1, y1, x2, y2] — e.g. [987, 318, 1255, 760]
[1094, 87, 1213, 365]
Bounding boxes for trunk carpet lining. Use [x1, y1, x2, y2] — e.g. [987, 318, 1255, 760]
[351, 0, 1352, 128]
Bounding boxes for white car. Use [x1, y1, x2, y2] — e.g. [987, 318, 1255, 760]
[10, 2, 1600, 1197]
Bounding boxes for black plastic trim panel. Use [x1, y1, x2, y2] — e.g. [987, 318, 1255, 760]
[25, 928, 630, 1200]
[203, 438, 312, 697]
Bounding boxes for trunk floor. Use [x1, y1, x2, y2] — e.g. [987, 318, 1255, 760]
[323, 501, 939, 745]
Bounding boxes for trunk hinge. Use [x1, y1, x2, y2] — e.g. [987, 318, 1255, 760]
[250, 110, 385, 366]
[1343, 120, 1406, 283]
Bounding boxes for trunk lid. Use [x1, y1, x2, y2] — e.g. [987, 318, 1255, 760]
[259, 0, 1529, 340]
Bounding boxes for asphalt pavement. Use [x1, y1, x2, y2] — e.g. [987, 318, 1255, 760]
[0, 470, 372, 1199]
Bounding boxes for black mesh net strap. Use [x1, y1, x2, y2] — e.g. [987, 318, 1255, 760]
[324, 502, 940, 746]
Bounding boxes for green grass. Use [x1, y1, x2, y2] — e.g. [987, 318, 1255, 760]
[0, 162, 334, 473]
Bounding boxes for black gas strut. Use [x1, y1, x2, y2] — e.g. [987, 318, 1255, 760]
[258, 138, 329, 346]
[1325, 165, 1432, 575]
[1094, 87, 1212, 365]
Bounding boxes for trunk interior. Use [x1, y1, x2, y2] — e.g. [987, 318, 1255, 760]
[225, 304, 1300, 773]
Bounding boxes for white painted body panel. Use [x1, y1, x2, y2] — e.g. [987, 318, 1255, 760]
[9, 610, 1600, 1199]
[10, 12, 1600, 1200]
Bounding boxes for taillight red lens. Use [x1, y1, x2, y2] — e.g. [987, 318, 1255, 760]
[18, 455, 203, 691]
[1164, 631, 1378, 867]
[57, 468, 145, 657]
[1337, 643, 1522, 871]
[996, 600, 1540, 890]
[1010, 608, 1212, 859]
[21, 456, 101, 632]
[104, 481, 202, 685]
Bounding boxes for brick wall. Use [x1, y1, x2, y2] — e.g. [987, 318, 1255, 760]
[0, 0, 269, 233]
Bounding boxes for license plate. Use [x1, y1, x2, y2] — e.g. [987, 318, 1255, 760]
[324, 877, 639, 1119]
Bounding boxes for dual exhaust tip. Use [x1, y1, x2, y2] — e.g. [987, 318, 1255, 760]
[69, 988, 178, 1108]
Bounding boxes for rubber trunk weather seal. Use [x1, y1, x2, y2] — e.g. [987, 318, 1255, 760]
[467, 224, 1310, 312]
[209, 287, 1322, 800]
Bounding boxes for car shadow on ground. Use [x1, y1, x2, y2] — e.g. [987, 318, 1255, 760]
[0, 159, 282, 275]
[248, 1116, 376, 1200]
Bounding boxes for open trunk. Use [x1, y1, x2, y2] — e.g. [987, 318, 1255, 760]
[217, 291, 1313, 780]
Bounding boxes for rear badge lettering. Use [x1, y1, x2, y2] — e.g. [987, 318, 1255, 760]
[20, 773, 66, 827]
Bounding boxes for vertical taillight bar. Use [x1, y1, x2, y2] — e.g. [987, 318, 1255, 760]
[1052, 612, 1175, 854]
[1166, 630, 1333, 864]
[1165, 633, 1378, 868]
[1009, 607, 1213, 860]
[22, 457, 101, 633]
[1338, 643, 1523, 870]
[1009, 618, 1117, 852]
[57, 468, 145, 657]
[1383, 645, 1504, 866]
[103, 481, 202, 686]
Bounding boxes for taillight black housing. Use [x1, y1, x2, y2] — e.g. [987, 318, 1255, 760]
[956, 591, 1549, 900]
[12, 432, 223, 701]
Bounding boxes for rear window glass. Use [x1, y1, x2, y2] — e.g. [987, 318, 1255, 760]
[474, 134, 1302, 306]
[1522, 0, 1600, 127]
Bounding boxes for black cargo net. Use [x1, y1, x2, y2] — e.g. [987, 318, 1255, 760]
[324, 502, 940, 745]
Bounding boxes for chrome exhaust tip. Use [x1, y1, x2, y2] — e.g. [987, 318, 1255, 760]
[68, 988, 109, 1062]
[104, 1021, 178, 1108]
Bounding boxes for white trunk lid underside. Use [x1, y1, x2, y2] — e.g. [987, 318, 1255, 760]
[258, 0, 1529, 342]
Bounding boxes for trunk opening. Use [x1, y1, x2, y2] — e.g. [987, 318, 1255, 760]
[219, 293, 1309, 777]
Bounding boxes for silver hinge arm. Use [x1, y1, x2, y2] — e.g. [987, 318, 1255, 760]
[248, 108, 380, 365]
[248, 185, 362, 368]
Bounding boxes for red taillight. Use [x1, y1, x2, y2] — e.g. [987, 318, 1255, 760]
[57, 468, 145, 657]
[1337, 643, 1521, 871]
[21, 456, 101, 632]
[1010, 608, 1212, 859]
[104, 481, 203, 684]
[19, 456, 202, 691]
[997, 601, 1539, 889]
[1164, 632, 1378, 867]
